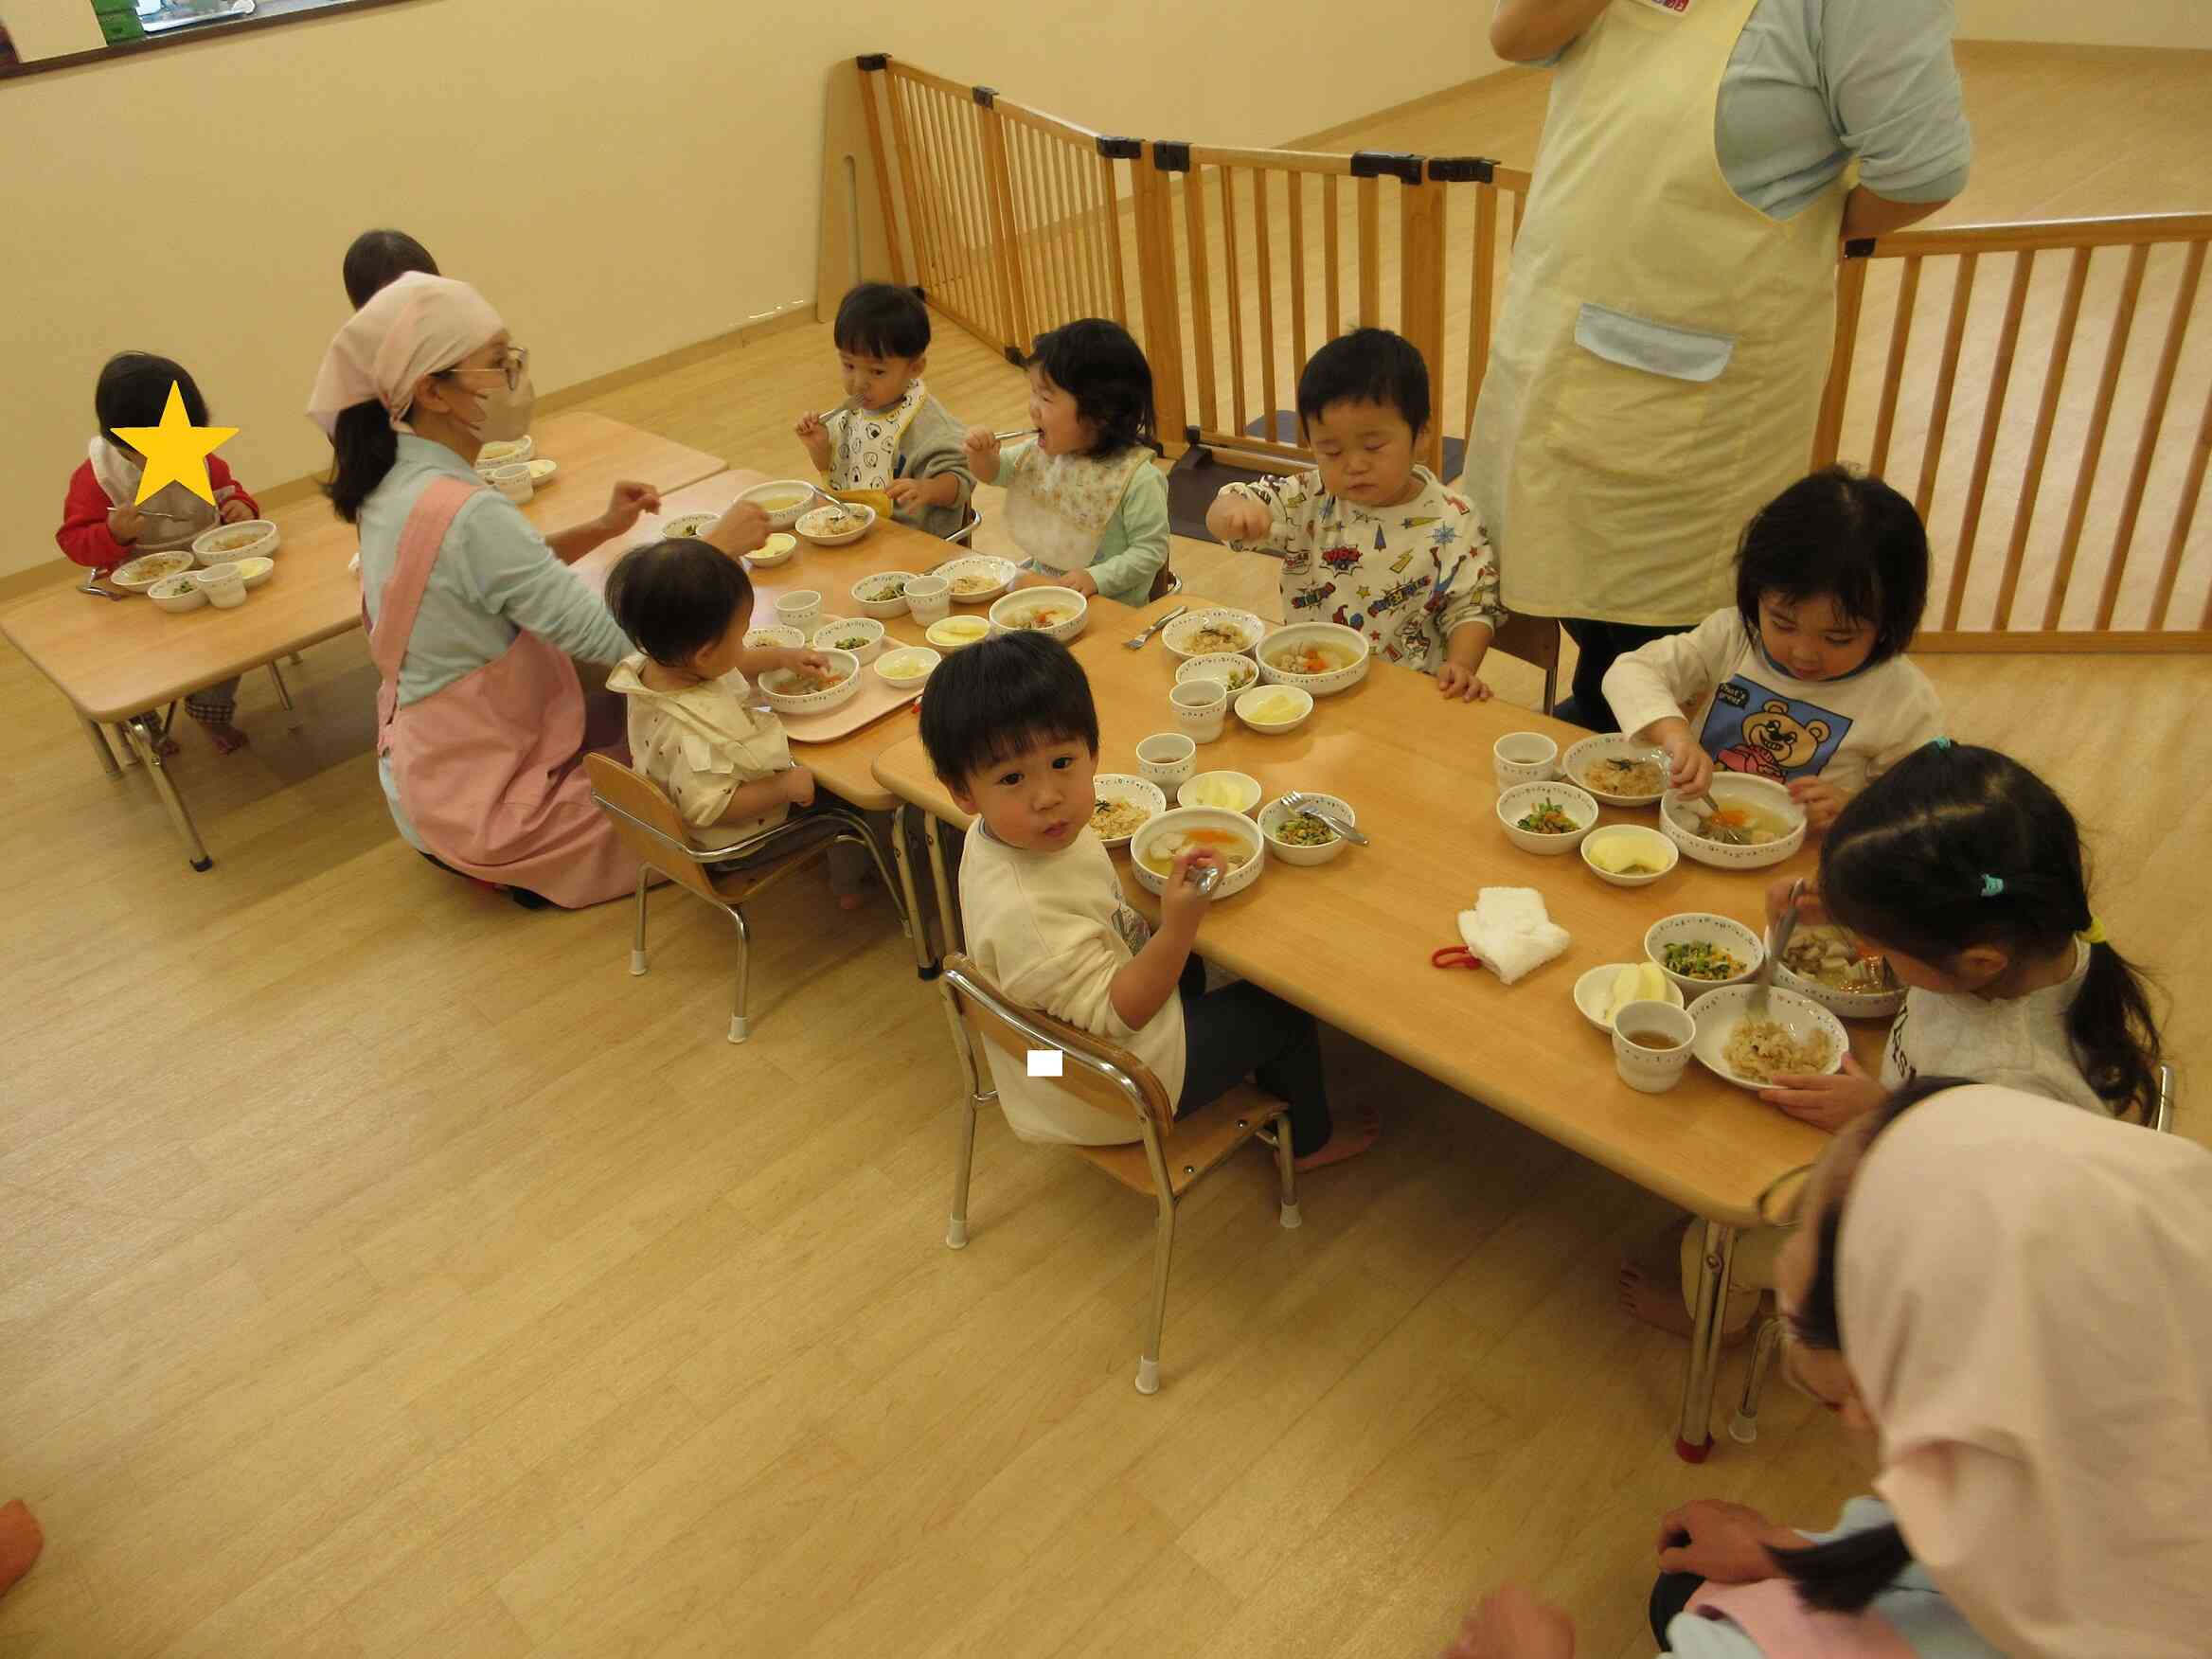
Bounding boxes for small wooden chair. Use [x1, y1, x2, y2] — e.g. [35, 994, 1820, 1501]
[585, 755, 901, 1044]
[1148, 559, 1183, 602]
[1488, 610, 1561, 715]
[1727, 1062, 2180, 1445]
[936, 953, 1302, 1395]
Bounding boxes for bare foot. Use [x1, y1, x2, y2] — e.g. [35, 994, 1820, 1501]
[0, 1498, 43, 1597]
[1295, 1101, 1380, 1171]
[131, 721, 181, 758]
[1617, 1258, 1754, 1346]
[205, 722, 250, 755]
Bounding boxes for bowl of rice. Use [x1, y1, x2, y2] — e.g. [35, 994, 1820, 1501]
[934, 556, 1019, 604]
[1643, 912, 1765, 998]
[1686, 984, 1848, 1091]
[109, 550, 198, 593]
[1562, 733, 1669, 806]
[1258, 794, 1354, 866]
[1088, 774, 1166, 849]
[1161, 607, 1267, 662]
[796, 501, 876, 546]
[191, 520, 280, 563]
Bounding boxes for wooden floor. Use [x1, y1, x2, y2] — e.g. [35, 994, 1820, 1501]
[3, 46, 2206, 1659]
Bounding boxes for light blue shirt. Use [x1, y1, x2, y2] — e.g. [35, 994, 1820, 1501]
[1502, 0, 1972, 220]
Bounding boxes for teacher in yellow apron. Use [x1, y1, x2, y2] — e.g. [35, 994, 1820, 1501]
[1469, 0, 1970, 729]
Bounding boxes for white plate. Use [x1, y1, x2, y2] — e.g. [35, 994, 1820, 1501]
[1161, 607, 1267, 662]
[1562, 733, 1669, 806]
[1659, 775, 1807, 871]
[1088, 774, 1167, 848]
[1686, 984, 1848, 1091]
[1571, 963, 1686, 1032]
[934, 555, 1018, 604]
[109, 551, 197, 593]
[1130, 807, 1266, 901]
[1255, 622, 1370, 696]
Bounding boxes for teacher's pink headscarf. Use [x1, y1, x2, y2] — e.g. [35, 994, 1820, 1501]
[306, 271, 504, 439]
[1843, 1085, 2212, 1659]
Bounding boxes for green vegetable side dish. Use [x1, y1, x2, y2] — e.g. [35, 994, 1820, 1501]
[1275, 812, 1338, 847]
[1661, 940, 1745, 981]
[831, 633, 870, 650]
[1515, 797, 1580, 835]
[865, 578, 908, 600]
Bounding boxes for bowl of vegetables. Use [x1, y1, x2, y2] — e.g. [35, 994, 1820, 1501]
[812, 616, 885, 664]
[1495, 781, 1600, 855]
[1773, 923, 1905, 1019]
[1643, 913, 1766, 999]
[1258, 794, 1355, 866]
[850, 571, 917, 619]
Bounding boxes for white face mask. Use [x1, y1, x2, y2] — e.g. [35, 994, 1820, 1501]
[464, 366, 535, 443]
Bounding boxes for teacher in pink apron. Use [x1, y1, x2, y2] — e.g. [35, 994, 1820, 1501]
[308, 273, 659, 909]
[1468, 0, 1970, 731]
[1445, 1080, 2212, 1659]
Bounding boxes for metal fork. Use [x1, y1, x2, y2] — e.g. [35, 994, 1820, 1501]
[1121, 604, 1187, 651]
[1753, 879, 1806, 1016]
[1279, 791, 1370, 847]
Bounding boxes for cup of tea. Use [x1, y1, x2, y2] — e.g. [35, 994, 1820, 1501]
[1493, 731, 1561, 792]
[1170, 679, 1227, 743]
[490, 462, 533, 505]
[776, 590, 824, 634]
[1136, 732, 1197, 789]
[903, 574, 951, 624]
[1612, 1002, 1697, 1093]
[192, 562, 248, 609]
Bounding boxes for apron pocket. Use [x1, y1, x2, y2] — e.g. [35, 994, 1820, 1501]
[1573, 303, 1737, 383]
[1547, 303, 1735, 489]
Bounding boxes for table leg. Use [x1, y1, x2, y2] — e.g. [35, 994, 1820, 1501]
[121, 720, 213, 872]
[923, 812, 964, 957]
[80, 713, 122, 779]
[1676, 1219, 1739, 1462]
[890, 805, 934, 977]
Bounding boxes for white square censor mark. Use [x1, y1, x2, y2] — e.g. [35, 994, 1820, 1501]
[1026, 1049, 1064, 1078]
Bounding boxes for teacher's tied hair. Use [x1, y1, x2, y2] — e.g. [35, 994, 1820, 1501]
[1295, 328, 1431, 437]
[1026, 318, 1155, 457]
[835, 282, 931, 361]
[1820, 741, 2162, 1121]
[343, 229, 439, 311]
[604, 539, 756, 670]
[919, 633, 1099, 790]
[1735, 466, 1929, 667]
[97, 352, 207, 451]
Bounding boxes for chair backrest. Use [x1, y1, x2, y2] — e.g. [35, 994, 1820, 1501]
[1148, 560, 1181, 602]
[948, 506, 981, 545]
[584, 754, 721, 904]
[937, 954, 1176, 1134]
[2153, 1064, 2175, 1134]
[1487, 609, 1561, 712]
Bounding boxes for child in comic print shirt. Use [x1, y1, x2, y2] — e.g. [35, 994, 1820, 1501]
[1603, 468, 1942, 831]
[1206, 330, 1504, 698]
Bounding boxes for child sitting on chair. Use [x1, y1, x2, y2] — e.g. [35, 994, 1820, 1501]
[919, 632, 1377, 1167]
[605, 537, 882, 907]
[1207, 329, 1503, 701]
[794, 282, 974, 540]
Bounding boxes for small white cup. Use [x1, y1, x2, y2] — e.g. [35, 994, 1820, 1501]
[193, 562, 247, 609]
[903, 574, 951, 624]
[491, 462, 533, 505]
[1611, 1001, 1698, 1094]
[1171, 678, 1228, 743]
[1493, 731, 1561, 792]
[776, 590, 823, 634]
[1136, 732, 1197, 789]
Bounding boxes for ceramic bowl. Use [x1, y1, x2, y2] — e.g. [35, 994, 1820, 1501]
[1579, 824, 1680, 887]
[1644, 913, 1766, 999]
[1235, 684, 1314, 734]
[1130, 807, 1266, 901]
[1562, 733, 1670, 806]
[1255, 621, 1370, 696]
[796, 501, 876, 546]
[743, 626, 804, 651]
[191, 520, 280, 563]
[990, 586, 1088, 644]
[1492, 730, 1561, 792]
[745, 532, 799, 567]
[1135, 733, 1196, 791]
[1659, 775, 1807, 871]
[925, 614, 993, 651]
[233, 555, 275, 590]
[147, 572, 205, 614]
[935, 556, 1019, 605]
[1088, 774, 1167, 849]
[1612, 1003, 1700, 1094]
[850, 571, 918, 619]
[109, 551, 197, 593]
[1257, 794, 1355, 866]
[874, 646, 941, 690]
[1161, 607, 1267, 662]
[476, 436, 533, 468]
[758, 648, 861, 715]
[812, 616, 885, 664]
[1771, 926, 1907, 1020]
[739, 479, 819, 529]
[661, 512, 720, 541]
[526, 457, 559, 486]
[1571, 963, 1686, 1032]
[1175, 652, 1259, 695]
[1687, 984, 1849, 1092]
[1496, 781, 1601, 856]
[1176, 770, 1262, 814]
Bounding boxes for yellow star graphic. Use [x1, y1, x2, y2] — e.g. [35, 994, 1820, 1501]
[110, 383, 239, 508]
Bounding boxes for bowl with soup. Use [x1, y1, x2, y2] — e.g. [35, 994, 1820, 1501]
[989, 586, 1089, 644]
[1256, 621, 1370, 696]
[739, 479, 821, 530]
[758, 648, 862, 716]
[1659, 775, 1807, 870]
[1772, 923, 1905, 1019]
[1130, 807, 1266, 901]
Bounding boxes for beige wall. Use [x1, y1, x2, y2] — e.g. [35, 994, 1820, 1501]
[0, 0, 1503, 578]
[1958, 0, 2206, 49]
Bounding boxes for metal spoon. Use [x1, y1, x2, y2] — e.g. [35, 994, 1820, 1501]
[991, 426, 1041, 442]
[1684, 792, 1753, 846]
[1122, 604, 1187, 651]
[1279, 791, 1370, 847]
[1753, 879, 1806, 1016]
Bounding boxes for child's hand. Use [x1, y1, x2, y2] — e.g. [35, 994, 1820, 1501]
[219, 497, 255, 524]
[1207, 491, 1273, 544]
[779, 648, 834, 675]
[1160, 849, 1219, 934]
[777, 766, 817, 808]
[1439, 1587, 1576, 1659]
[1789, 775, 1846, 833]
[1655, 1500, 1802, 1583]
[883, 477, 923, 508]
[1436, 663, 1492, 702]
[1009, 569, 1056, 592]
[1058, 568, 1098, 599]
[1764, 876, 1828, 932]
[106, 504, 143, 544]
[706, 502, 770, 556]
[961, 424, 1001, 467]
[794, 410, 834, 471]
[1661, 730, 1713, 797]
[601, 480, 661, 535]
[1760, 1055, 1886, 1132]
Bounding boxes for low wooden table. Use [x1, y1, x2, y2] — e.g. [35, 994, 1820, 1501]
[869, 591, 1855, 1459]
[1, 412, 725, 869]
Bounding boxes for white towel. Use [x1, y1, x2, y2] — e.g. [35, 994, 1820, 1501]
[1458, 886, 1570, 986]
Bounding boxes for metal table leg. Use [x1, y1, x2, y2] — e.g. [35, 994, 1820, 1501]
[121, 720, 213, 872]
[1676, 1218, 1739, 1462]
[923, 812, 964, 957]
[266, 660, 304, 730]
[890, 805, 935, 977]
[80, 713, 122, 779]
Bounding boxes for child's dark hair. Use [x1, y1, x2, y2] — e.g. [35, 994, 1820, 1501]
[1735, 466, 1928, 667]
[604, 539, 756, 669]
[344, 229, 439, 310]
[834, 282, 931, 360]
[1766, 1075, 1968, 1614]
[919, 633, 1099, 788]
[1295, 328, 1430, 437]
[1026, 319, 1154, 456]
[96, 352, 206, 449]
[1819, 742, 2161, 1120]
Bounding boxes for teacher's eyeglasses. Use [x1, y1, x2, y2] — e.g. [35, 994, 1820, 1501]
[449, 345, 530, 393]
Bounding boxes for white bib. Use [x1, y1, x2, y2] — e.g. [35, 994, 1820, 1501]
[1002, 443, 1151, 577]
[827, 380, 928, 491]
[90, 437, 220, 553]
